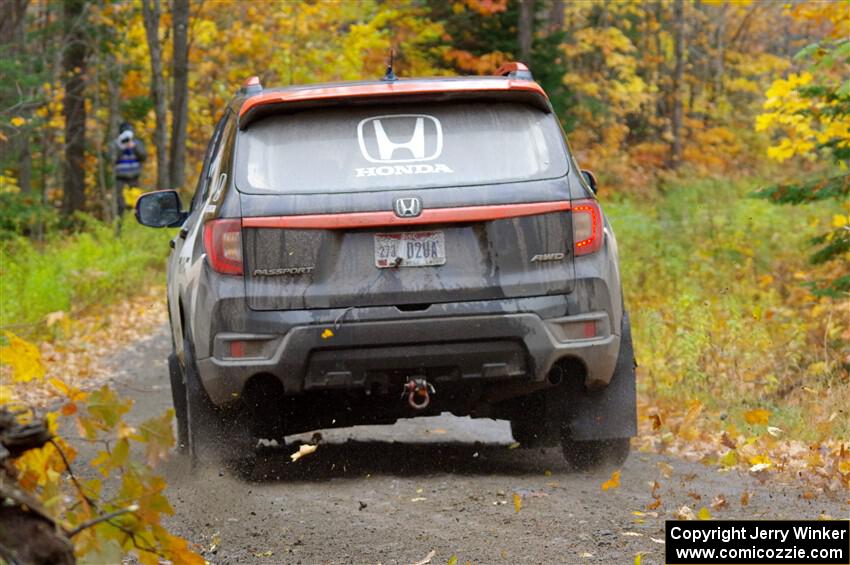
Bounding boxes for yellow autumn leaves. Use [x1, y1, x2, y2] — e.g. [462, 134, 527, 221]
[0, 331, 46, 385]
[601, 470, 621, 491]
[756, 72, 847, 163]
[742, 408, 771, 426]
[564, 27, 649, 115]
[512, 492, 522, 513]
[123, 187, 145, 208]
[754, 2, 850, 164]
[7, 374, 201, 563]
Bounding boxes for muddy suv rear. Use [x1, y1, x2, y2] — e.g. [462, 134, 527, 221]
[135, 65, 636, 477]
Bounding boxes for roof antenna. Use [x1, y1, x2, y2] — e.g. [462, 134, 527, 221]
[382, 48, 397, 82]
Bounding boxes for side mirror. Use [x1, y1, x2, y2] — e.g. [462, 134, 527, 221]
[135, 190, 186, 228]
[581, 169, 598, 194]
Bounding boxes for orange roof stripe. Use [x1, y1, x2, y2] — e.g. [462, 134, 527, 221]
[238, 79, 548, 117]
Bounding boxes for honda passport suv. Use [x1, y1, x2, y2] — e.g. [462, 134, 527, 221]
[135, 63, 636, 476]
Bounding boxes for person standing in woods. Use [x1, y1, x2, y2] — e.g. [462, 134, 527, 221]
[113, 122, 147, 217]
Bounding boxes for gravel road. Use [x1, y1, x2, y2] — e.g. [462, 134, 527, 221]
[97, 326, 847, 565]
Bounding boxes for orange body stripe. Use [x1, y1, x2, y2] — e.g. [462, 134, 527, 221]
[241, 201, 571, 230]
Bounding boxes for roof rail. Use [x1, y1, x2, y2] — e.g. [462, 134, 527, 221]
[240, 76, 263, 95]
[495, 62, 533, 80]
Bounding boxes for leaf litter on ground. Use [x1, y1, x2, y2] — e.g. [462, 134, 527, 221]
[636, 397, 850, 494]
[1, 286, 170, 407]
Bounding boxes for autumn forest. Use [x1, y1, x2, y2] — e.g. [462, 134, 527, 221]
[0, 1, 848, 563]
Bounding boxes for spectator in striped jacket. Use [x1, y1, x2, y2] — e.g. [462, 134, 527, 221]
[113, 122, 147, 216]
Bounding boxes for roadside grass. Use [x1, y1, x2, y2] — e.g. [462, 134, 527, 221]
[607, 177, 849, 444]
[0, 216, 173, 339]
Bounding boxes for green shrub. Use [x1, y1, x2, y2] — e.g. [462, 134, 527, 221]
[0, 191, 60, 239]
[607, 176, 848, 440]
[0, 216, 173, 336]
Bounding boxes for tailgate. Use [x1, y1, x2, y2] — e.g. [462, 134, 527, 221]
[234, 98, 576, 311]
[243, 207, 575, 310]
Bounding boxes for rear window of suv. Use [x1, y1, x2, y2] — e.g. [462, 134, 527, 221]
[234, 101, 569, 194]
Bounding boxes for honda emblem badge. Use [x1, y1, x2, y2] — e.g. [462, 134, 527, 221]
[394, 197, 423, 218]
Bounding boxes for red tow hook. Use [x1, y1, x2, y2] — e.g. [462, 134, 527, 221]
[403, 378, 435, 410]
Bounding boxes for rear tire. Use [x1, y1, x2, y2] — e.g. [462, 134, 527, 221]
[182, 338, 220, 463]
[560, 434, 630, 470]
[510, 416, 556, 448]
[559, 310, 635, 470]
[168, 353, 189, 452]
[508, 390, 558, 448]
[509, 418, 540, 447]
[182, 338, 258, 478]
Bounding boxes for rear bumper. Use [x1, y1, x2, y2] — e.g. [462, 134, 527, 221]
[197, 310, 620, 407]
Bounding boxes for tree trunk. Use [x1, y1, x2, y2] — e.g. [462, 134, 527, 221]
[518, 0, 535, 62]
[106, 53, 122, 221]
[653, 2, 666, 126]
[712, 3, 727, 105]
[2, 0, 33, 194]
[548, 0, 564, 33]
[0, 0, 27, 45]
[669, 0, 685, 169]
[92, 11, 113, 223]
[168, 0, 189, 190]
[142, 0, 169, 190]
[1, 408, 76, 565]
[18, 141, 33, 194]
[62, 0, 88, 216]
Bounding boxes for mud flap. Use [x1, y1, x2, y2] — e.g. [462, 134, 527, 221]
[568, 312, 637, 441]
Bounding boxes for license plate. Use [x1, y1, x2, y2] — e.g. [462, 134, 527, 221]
[374, 231, 446, 268]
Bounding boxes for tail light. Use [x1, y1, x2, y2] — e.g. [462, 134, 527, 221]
[203, 219, 243, 275]
[572, 199, 603, 256]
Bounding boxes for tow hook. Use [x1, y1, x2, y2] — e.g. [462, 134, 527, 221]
[403, 378, 435, 410]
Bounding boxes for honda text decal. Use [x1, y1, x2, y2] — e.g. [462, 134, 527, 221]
[355, 114, 454, 178]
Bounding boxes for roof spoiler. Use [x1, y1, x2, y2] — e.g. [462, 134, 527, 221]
[237, 65, 548, 129]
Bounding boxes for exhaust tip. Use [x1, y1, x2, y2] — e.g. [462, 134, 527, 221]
[547, 367, 564, 386]
[550, 357, 588, 387]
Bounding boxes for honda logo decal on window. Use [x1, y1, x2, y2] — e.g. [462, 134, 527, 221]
[358, 114, 443, 163]
[394, 197, 423, 218]
[355, 114, 454, 178]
